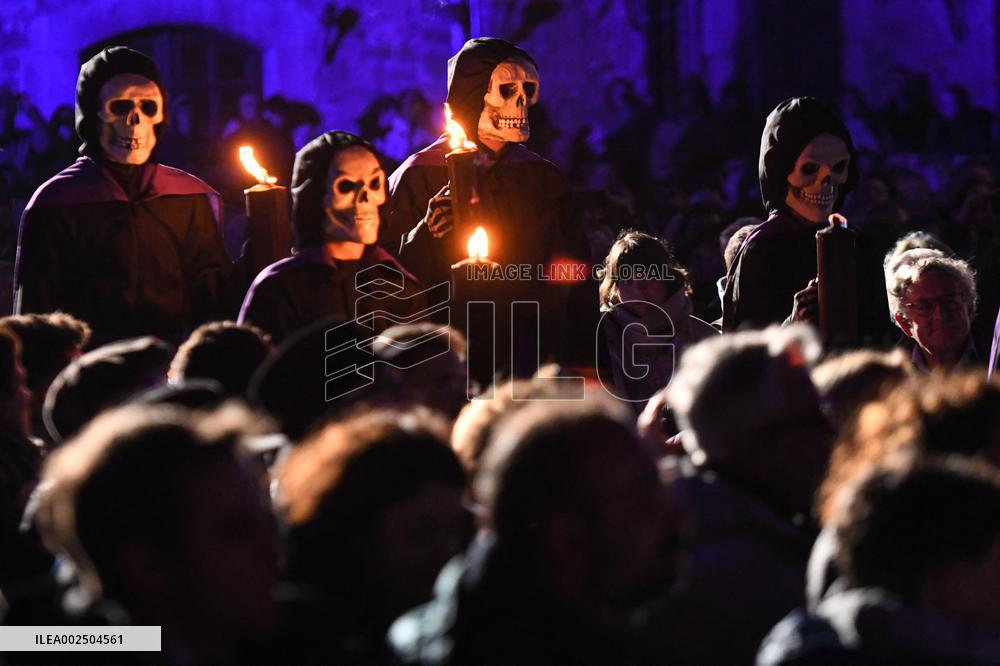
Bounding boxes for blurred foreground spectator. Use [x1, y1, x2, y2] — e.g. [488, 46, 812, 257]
[390, 397, 674, 665]
[761, 457, 1000, 665]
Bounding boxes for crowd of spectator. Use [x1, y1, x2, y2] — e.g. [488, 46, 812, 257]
[0, 58, 999, 666]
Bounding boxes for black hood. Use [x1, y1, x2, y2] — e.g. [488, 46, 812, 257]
[76, 46, 166, 160]
[445, 37, 536, 145]
[758, 97, 859, 216]
[291, 130, 382, 248]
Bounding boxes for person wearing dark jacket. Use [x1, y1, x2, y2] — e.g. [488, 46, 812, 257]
[759, 458, 1000, 666]
[384, 38, 591, 375]
[658, 325, 833, 666]
[389, 399, 674, 665]
[722, 97, 890, 346]
[14, 47, 242, 347]
[384, 38, 579, 286]
[239, 131, 429, 343]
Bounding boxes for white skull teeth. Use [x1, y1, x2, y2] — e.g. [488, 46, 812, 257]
[800, 189, 835, 206]
[116, 136, 144, 150]
[495, 116, 528, 130]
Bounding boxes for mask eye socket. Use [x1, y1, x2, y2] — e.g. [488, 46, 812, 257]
[801, 162, 819, 177]
[832, 160, 848, 174]
[139, 100, 159, 117]
[524, 82, 537, 99]
[336, 179, 358, 195]
[369, 177, 382, 191]
[499, 83, 518, 99]
[109, 100, 134, 116]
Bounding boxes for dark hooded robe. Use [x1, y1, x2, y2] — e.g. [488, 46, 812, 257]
[384, 38, 589, 375]
[238, 132, 429, 343]
[722, 97, 891, 345]
[14, 47, 239, 347]
[384, 38, 582, 290]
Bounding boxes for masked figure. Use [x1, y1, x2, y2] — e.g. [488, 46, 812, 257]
[14, 47, 241, 346]
[383, 38, 588, 375]
[385, 38, 585, 282]
[722, 97, 890, 344]
[238, 131, 425, 342]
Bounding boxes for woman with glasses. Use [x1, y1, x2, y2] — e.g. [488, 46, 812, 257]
[886, 249, 979, 371]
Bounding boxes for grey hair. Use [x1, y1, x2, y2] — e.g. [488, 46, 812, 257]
[886, 250, 977, 324]
[665, 324, 821, 464]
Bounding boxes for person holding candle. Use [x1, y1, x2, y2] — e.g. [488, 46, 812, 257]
[239, 131, 427, 343]
[14, 47, 243, 347]
[384, 38, 584, 285]
[384, 38, 589, 376]
[722, 97, 892, 347]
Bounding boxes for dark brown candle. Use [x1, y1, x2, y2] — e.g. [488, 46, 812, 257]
[239, 146, 291, 275]
[817, 213, 858, 347]
[244, 183, 291, 276]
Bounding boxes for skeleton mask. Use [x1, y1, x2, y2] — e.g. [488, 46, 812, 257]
[97, 73, 163, 165]
[477, 56, 539, 148]
[323, 146, 386, 245]
[785, 133, 851, 223]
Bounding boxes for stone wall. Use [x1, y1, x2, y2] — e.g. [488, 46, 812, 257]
[840, 0, 996, 110]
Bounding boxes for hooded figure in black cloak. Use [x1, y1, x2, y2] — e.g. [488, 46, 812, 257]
[384, 38, 569, 283]
[239, 131, 428, 343]
[722, 97, 890, 344]
[384, 38, 588, 375]
[14, 47, 241, 347]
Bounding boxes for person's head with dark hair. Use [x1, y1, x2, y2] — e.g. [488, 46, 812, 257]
[834, 456, 1000, 626]
[0, 312, 91, 439]
[170, 321, 272, 399]
[668, 325, 832, 515]
[372, 323, 468, 420]
[0, 327, 31, 438]
[450, 376, 585, 483]
[598, 229, 691, 314]
[49, 103, 76, 143]
[43, 336, 173, 443]
[475, 398, 667, 615]
[811, 348, 913, 430]
[33, 403, 278, 653]
[820, 370, 1000, 526]
[76, 46, 166, 164]
[291, 130, 386, 250]
[759, 96, 859, 221]
[722, 223, 757, 272]
[278, 407, 468, 630]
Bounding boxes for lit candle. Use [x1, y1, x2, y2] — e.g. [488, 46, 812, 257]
[239, 146, 292, 275]
[444, 104, 480, 264]
[451, 226, 503, 390]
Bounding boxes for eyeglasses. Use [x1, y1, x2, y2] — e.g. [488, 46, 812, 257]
[904, 294, 967, 317]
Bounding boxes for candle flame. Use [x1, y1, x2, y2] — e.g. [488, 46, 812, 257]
[445, 103, 476, 152]
[467, 226, 489, 260]
[238, 146, 277, 185]
[828, 213, 848, 228]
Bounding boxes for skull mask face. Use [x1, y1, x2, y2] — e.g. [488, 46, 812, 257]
[97, 73, 163, 165]
[785, 133, 850, 223]
[477, 56, 539, 148]
[323, 146, 386, 245]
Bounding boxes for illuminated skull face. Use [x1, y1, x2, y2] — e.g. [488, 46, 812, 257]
[323, 146, 386, 245]
[477, 56, 539, 147]
[785, 133, 851, 223]
[97, 73, 163, 165]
